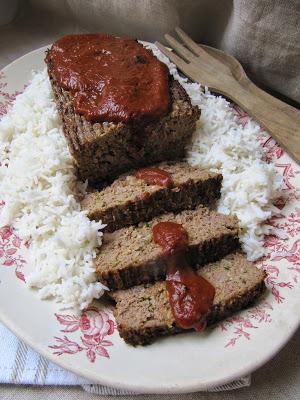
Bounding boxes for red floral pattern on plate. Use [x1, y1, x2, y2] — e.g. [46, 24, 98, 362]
[1, 73, 300, 359]
[220, 300, 273, 347]
[232, 105, 249, 128]
[260, 136, 285, 162]
[0, 223, 26, 282]
[0, 71, 23, 117]
[221, 106, 300, 346]
[49, 307, 116, 362]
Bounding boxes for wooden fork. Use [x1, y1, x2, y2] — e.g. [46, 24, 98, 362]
[155, 27, 300, 164]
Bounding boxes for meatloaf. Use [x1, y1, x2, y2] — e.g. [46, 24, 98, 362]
[95, 206, 240, 290]
[81, 161, 222, 232]
[110, 252, 266, 345]
[46, 41, 200, 184]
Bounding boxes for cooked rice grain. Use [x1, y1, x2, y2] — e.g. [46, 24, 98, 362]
[0, 71, 107, 309]
[148, 44, 281, 260]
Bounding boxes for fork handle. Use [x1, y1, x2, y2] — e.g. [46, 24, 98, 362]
[222, 81, 300, 164]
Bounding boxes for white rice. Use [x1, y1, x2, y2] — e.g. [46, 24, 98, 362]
[148, 44, 281, 260]
[0, 45, 280, 309]
[0, 71, 107, 310]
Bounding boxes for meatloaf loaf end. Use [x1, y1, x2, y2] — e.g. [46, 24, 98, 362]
[81, 161, 222, 232]
[110, 252, 266, 345]
[95, 206, 240, 290]
[46, 61, 200, 185]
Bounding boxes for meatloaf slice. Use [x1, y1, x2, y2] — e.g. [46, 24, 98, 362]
[46, 60, 200, 184]
[81, 161, 222, 232]
[110, 252, 266, 345]
[95, 206, 240, 290]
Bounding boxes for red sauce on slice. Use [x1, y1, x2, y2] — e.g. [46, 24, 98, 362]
[135, 167, 174, 188]
[152, 221, 215, 330]
[46, 33, 170, 124]
[166, 258, 215, 331]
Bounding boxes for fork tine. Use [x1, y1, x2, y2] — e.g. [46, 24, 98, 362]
[175, 27, 209, 58]
[154, 41, 188, 70]
[164, 34, 196, 63]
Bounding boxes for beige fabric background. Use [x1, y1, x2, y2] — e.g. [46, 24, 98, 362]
[26, 0, 300, 103]
[1, 0, 299, 101]
[0, 0, 299, 398]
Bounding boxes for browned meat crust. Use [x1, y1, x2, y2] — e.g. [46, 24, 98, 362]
[110, 252, 266, 345]
[95, 206, 240, 290]
[81, 161, 222, 232]
[46, 53, 200, 185]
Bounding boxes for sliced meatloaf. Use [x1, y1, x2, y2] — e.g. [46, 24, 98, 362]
[95, 206, 240, 290]
[110, 252, 266, 345]
[46, 62, 200, 185]
[81, 161, 222, 232]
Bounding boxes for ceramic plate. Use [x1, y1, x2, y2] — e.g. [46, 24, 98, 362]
[0, 46, 299, 394]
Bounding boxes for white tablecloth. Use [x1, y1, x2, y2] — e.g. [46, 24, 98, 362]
[0, 331, 299, 400]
